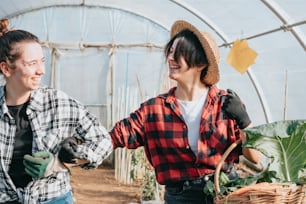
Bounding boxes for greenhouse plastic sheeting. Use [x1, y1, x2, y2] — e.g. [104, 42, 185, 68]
[0, 0, 305, 127]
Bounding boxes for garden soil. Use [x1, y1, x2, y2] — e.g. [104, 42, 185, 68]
[70, 164, 142, 204]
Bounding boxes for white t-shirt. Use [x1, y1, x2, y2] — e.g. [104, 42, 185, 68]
[177, 92, 207, 154]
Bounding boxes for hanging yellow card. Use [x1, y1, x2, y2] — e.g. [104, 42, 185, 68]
[226, 39, 258, 74]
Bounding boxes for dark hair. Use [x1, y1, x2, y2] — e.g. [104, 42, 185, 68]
[164, 30, 208, 83]
[164, 29, 208, 67]
[0, 19, 39, 71]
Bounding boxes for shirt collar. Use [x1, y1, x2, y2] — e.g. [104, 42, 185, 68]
[165, 87, 177, 104]
[0, 86, 7, 116]
[27, 87, 45, 113]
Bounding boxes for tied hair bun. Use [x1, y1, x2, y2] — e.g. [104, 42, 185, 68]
[0, 19, 9, 37]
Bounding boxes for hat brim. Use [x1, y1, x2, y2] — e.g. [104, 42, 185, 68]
[170, 20, 220, 85]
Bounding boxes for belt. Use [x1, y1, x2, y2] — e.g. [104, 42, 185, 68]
[166, 174, 213, 189]
[184, 174, 213, 187]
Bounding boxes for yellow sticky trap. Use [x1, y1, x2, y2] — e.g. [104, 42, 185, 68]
[226, 39, 258, 74]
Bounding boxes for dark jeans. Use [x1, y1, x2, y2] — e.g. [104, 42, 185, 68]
[164, 169, 238, 204]
[164, 183, 213, 204]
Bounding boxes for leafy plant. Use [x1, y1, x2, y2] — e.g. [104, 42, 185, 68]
[204, 167, 278, 197]
[204, 120, 306, 196]
[243, 120, 306, 183]
[130, 147, 164, 201]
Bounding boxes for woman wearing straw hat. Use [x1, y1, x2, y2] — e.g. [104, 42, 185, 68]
[62, 20, 262, 204]
[109, 20, 262, 204]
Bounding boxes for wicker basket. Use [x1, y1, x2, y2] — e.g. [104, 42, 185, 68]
[214, 139, 306, 204]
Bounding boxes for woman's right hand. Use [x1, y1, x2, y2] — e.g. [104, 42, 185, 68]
[58, 137, 80, 163]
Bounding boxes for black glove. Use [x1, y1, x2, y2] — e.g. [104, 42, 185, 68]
[58, 137, 81, 163]
[222, 89, 251, 129]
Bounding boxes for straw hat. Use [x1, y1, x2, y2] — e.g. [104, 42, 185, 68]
[170, 20, 220, 85]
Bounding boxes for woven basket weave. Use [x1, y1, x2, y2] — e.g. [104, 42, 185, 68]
[214, 139, 306, 204]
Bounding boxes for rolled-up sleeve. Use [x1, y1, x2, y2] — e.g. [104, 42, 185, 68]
[72, 105, 113, 169]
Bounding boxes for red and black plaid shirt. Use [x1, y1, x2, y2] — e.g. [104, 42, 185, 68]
[110, 86, 242, 185]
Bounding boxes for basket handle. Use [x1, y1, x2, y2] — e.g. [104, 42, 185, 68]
[214, 139, 242, 195]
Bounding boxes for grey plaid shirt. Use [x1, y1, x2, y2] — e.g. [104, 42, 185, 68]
[0, 86, 113, 203]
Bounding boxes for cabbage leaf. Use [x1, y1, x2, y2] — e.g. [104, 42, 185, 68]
[243, 120, 306, 183]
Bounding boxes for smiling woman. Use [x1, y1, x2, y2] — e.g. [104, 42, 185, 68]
[0, 19, 112, 204]
[101, 20, 262, 204]
[0, 22, 45, 105]
[4, 42, 45, 104]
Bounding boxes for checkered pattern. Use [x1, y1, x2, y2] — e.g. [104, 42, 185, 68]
[0, 86, 113, 203]
[110, 86, 242, 185]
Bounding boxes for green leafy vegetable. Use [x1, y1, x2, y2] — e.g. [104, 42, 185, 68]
[243, 120, 306, 183]
[204, 168, 278, 197]
[204, 120, 306, 196]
